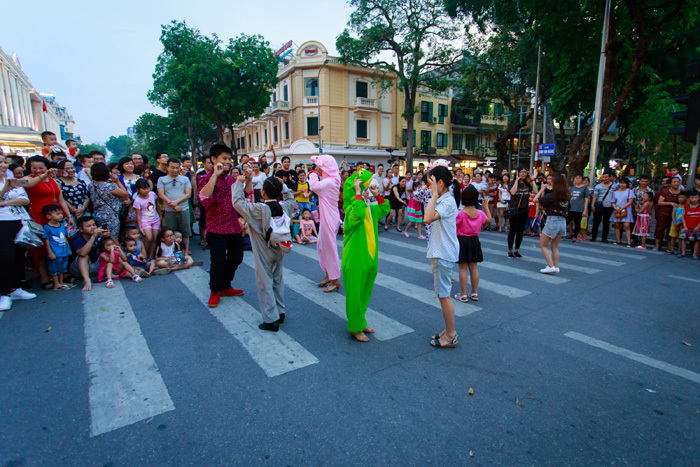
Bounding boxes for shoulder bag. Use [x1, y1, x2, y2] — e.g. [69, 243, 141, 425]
[594, 184, 613, 210]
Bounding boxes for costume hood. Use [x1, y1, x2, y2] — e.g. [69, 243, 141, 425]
[343, 168, 373, 212]
[311, 155, 341, 185]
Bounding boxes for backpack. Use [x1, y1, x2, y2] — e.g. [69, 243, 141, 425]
[265, 204, 292, 254]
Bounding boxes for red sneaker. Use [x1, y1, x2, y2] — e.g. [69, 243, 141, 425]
[207, 291, 221, 308]
[220, 287, 244, 297]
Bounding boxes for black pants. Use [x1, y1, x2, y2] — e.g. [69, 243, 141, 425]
[568, 211, 583, 238]
[507, 211, 528, 251]
[207, 232, 243, 293]
[592, 206, 614, 241]
[0, 221, 26, 296]
[199, 206, 206, 234]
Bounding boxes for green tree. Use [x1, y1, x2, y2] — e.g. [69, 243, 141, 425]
[148, 21, 278, 160]
[77, 142, 106, 156]
[133, 113, 189, 158]
[337, 0, 463, 171]
[105, 135, 139, 161]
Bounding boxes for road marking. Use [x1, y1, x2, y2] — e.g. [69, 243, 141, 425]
[477, 237, 625, 266]
[83, 281, 174, 437]
[290, 244, 480, 317]
[479, 247, 601, 274]
[176, 267, 318, 377]
[565, 331, 700, 384]
[479, 231, 652, 258]
[242, 254, 414, 340]
[377, 237, 568, 284]
[668, 275, 700, 284]
[365, 243, 529, 298]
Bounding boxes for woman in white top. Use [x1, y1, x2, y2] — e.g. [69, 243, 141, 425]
[497, 173, 511, 233]
[0, 154, 37, 311]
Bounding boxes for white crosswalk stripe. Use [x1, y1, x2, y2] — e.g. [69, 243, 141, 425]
[479, 247, 601, 274]
[477, 237, 625, 266]
[289, 243, 481, 316]
[377, 237, 568, 285]
[175, 267, 319, 377]
[479, 231, 650, 259]
[241, 254, 414, 340]
[83, 281, 174, 437]
[668, 274, 700, 284]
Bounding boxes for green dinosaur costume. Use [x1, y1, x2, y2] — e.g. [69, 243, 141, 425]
[342, 169, 390, 333]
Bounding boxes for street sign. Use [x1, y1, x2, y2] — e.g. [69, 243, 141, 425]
[538, 143, 556, 156]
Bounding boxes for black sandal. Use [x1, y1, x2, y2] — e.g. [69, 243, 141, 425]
[431, 333, 458, 348]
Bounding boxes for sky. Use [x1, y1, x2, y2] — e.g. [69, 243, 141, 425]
[1, 0, 355, 144]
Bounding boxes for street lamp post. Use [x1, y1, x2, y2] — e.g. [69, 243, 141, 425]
[317, 59, 330, 154]
[588, 0, 612, 182]
[529, 44, 542, 174]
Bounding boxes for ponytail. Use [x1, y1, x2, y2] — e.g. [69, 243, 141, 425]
[452, 179, 461, 206]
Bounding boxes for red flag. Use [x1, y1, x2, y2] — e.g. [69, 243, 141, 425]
[42, 100, 47, 112]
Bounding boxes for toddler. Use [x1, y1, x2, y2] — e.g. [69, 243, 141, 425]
[454, 186, 491, 303]
[668, 191, 687, 255]
[632, 191, 653, 249]
[98, 237, 142, 288]
[680, 190, 700, 259]
[295, 209, 318, 244]
[133, 179, 160, 258]
[155, 229, 194, 271]
[42, 204, 73, 290]
[526, 196, 540, 236]
[124, 238, 163, 276]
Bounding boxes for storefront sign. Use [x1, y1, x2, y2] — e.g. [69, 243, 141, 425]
[304, 46, 318, 56]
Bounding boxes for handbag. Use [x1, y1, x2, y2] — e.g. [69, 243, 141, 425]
[503, 207, 524, 219]
[615, 209, 627, 219]
[594, 184, 613, 209]
[15, 219, 44, 248]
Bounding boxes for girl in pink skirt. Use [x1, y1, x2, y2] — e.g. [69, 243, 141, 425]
[633, 191, 653, 249]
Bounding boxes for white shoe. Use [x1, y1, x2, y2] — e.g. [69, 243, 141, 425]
[0, 295, 12, 311]
[540, 265, 557, 274]
[10, 289, 37, 300]
[554, 267, 560, 274]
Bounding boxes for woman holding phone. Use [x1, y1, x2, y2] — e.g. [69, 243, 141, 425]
[88, 163, 129, 239]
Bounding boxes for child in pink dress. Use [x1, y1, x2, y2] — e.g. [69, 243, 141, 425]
[632, 191, 653, 249]
[133, 179, 161, 258]
[455, 186, 492, 302]
[98, 237, 142, 288]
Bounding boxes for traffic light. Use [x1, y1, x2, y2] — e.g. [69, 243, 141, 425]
[670, 90, 700, 143]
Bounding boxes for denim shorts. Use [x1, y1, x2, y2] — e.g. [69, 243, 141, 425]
[542, 215, 567, 238]
[48, 256, 69, 275]
[431, 258, 454, 298]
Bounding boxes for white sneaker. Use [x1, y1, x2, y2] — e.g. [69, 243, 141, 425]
[0, 295, 12, 311]
[10, 289, 37, 300]
[554, 267, 560, 274]
[540, 265, 557, 274]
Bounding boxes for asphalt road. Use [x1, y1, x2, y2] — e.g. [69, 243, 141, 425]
[1, 228, 698, 465]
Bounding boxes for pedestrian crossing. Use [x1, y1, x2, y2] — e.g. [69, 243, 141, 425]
[6, 226, 661, 439]
[477, 236, 626, 266]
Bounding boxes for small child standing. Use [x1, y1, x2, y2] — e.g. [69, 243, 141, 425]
[632, 191, 653, 249]
[133, 179, 160, 259]
[295, 209, 318, 244]
[680, 190, 700, 259]
[526, 196, 539, 236]
[98, 237, 142, 288]
[42, 204, 73, 290]
[668, 191, 687, 255]
[232, 173, 296, 332]
[424, 166, 460, 349]
[404, 187, 425, 239]
[454, 186, 491, 303]
[294, 171, 312, 211]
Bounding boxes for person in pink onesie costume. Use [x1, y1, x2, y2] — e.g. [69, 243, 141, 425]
[308, 154, 342, 293]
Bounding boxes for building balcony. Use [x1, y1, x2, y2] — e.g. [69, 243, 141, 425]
[352, 97, 377, 109]
[304, 96, 318, 106]
[451, 149, 475, 156]
[271, 100, 290, 113]
[480, 115, 509, 126]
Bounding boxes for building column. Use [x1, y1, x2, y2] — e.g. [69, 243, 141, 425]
[9, 75, 22, 127]
[23, 89, 34, 130]
[16, 81, 28, 128]
[0, 65, 7, 126]
[2, 68, 15, 126]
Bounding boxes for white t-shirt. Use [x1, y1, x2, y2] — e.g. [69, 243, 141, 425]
[78, 170, 92, 186]
[251, 173, 266, 190]
[471, 180, 488, 201]
[0, 180, 29, 221]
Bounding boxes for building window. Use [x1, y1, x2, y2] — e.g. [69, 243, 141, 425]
[273, 125, 278, 143]
[305, 78, 318, 97]
[284, 121, 289, 140]
[255, 132, 259, 146]
[248, 134, 252, 148]
[402, 129, 416, 147]
[356, 81, 368, 98]
[356, 119, 368, 139]
[421, 101, 434, 123]
[452, 134, 463, 150]
[436, 132, 447, 149]
[421, 131, 431, 152]
[307, 116, 319, 136]
[272, 91, 277, 103]
[264, 129, 268, 145]
[438, 104, 448, 124]
[283, 85, 288, 101]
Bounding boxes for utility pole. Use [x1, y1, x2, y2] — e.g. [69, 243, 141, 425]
[529, 44, 542, 174]
[317, 59, 330, 154]
[588, 0, 612, 183]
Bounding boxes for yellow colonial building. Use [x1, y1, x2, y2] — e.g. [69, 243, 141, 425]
[233, 41, 401, 170]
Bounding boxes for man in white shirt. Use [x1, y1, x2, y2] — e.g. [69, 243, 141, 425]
[372, 163, 386, 192]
